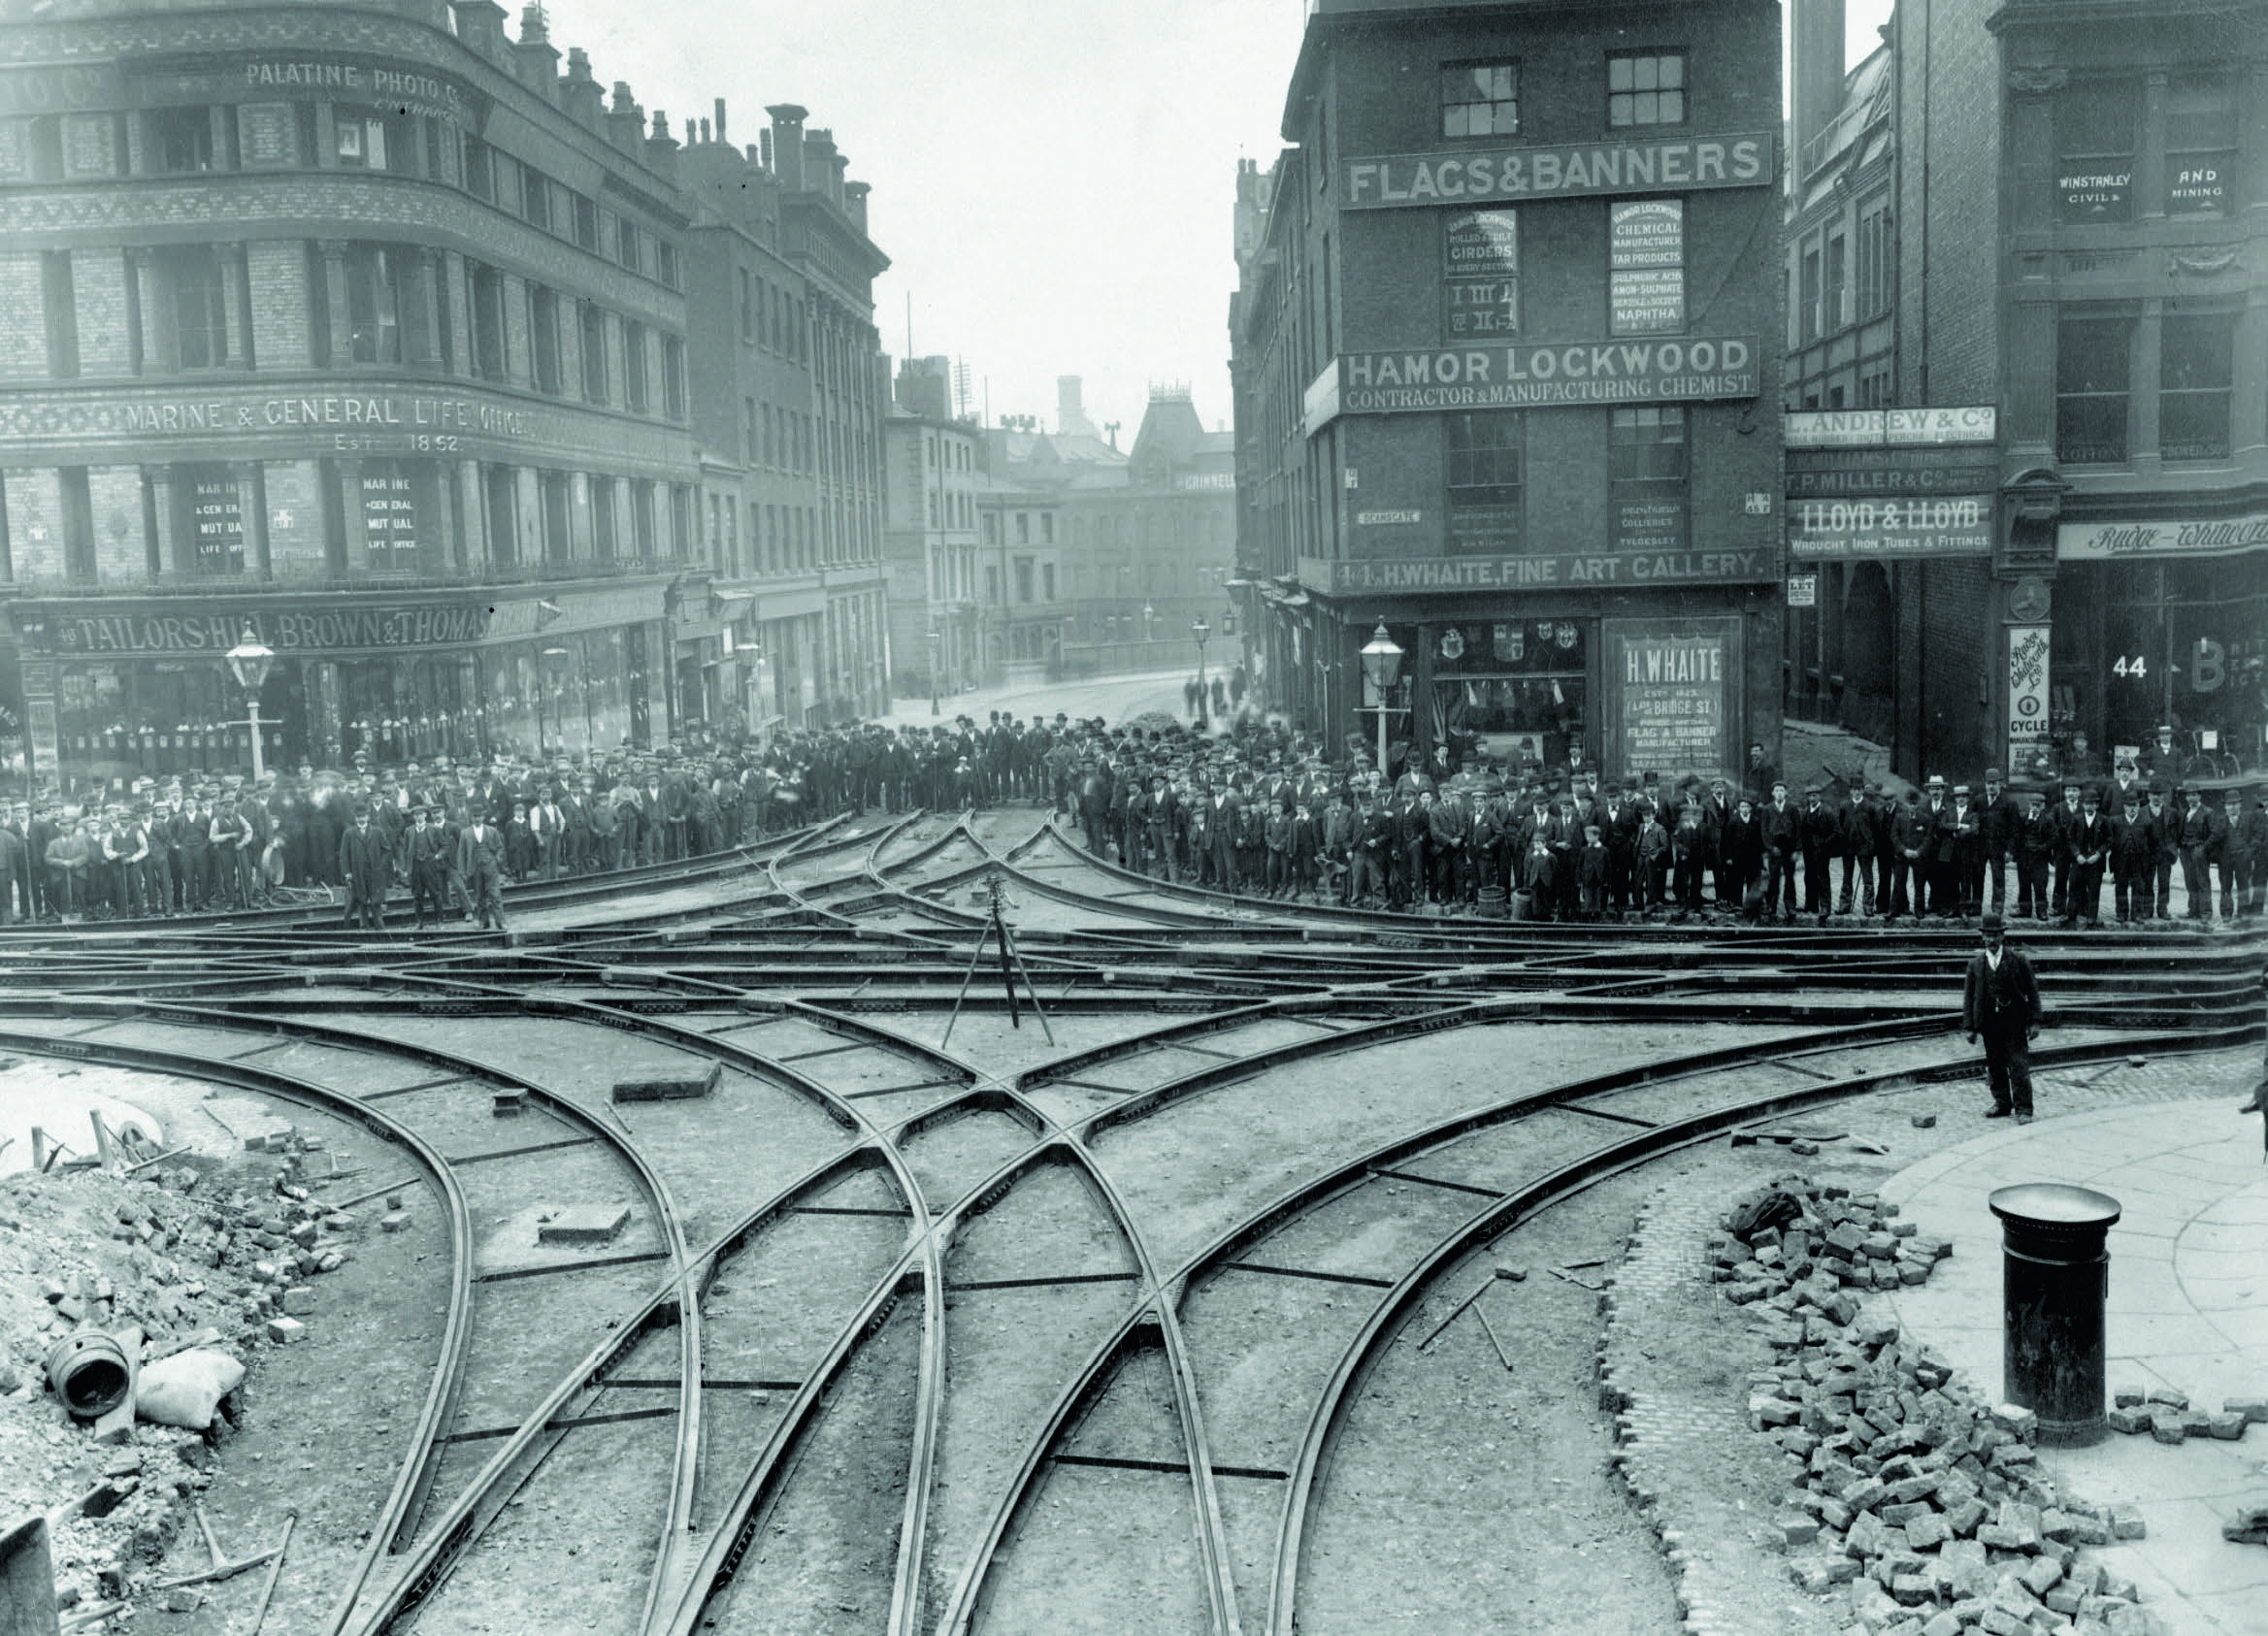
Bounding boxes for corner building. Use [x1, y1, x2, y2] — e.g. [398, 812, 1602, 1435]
[0, 0, 704, 777]
[1233, 0, 1785, 784]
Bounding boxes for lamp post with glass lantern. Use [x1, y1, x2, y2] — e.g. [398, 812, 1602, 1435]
[1359, 621, 1404, 779]
[928, 627, 941, 717]
[225, 627, 276, 783]
[1192, 617, 1211, 714]
[541, 646, 570, 760]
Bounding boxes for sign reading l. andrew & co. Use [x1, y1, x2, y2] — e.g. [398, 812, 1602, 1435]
[1331, 338, 1756, 415]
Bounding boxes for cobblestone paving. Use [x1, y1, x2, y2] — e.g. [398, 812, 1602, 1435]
[1595, 1046, 2263, 1636]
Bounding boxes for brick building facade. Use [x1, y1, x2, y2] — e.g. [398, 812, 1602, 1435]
[0, 0, 893, 789]
[1233, 0, 1786, 785]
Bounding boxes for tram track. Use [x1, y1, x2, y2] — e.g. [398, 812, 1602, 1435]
[0, 803, 2253, 1636]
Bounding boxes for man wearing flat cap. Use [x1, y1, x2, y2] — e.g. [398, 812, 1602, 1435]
[1964, 911, 2043, 1123]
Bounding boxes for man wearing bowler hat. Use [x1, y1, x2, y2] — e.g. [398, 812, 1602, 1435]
[1964, 911, 2043, 1124]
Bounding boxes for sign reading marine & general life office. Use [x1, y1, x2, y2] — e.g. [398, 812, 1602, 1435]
[1331, 337, 1757, 416]
[1341, 131, 1773, 210]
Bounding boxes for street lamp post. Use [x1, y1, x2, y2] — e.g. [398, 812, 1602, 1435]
[928, 628, 941, 717]
[542, 646, 570, 760]
[1358, 621, 1404, 780]
[1192, 617, 1211, 716]
[224, 627, 276, 783]
[1142, 602, 1156, 646]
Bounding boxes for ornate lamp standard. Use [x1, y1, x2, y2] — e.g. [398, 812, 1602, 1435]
[928, 627, 942, 717]
[224, 627, 276, 782]
[1358, 621, 1404, 779]
[1192, 616, 1211, 714]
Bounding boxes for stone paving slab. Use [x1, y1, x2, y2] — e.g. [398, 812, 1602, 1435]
[1880, 1096, 2268, 1635]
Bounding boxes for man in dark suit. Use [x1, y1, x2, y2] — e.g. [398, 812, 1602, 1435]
[1964, 911, 2043, 1122]
[337, 806, 391, 931]
[457, 810, 508, 930]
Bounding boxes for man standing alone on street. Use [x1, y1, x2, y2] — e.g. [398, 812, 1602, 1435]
[1965, 911, 2043, 1124]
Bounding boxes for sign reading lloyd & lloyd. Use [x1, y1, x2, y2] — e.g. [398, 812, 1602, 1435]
[1334, 337, 1756, 414]
[2058, 512, 2268, 560]
[1341, 132, 1772, 210]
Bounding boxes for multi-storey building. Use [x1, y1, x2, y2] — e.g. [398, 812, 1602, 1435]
[1996, 0, 2268, 769]
[880, 357, 982, 699]
[0, 0, 706, 779]
[681, 100, 890, 733]
[1233, 0, 1786, 781]
[973, 473, 1064, 679]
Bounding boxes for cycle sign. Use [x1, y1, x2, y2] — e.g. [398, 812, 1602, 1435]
[2008, 625, 2051, 750]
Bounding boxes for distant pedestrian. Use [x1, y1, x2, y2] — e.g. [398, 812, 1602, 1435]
[1964, 910, 2042, 1123]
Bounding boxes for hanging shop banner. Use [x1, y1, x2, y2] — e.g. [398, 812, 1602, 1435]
[1609, 201, 1684, 335]
[2007, 625, 2051, 751]
[1787, 495, 1994, 559]
[189, 475, 244, 573]
[2057, 511, 2268, 560]
[1602, 617, 1740, 780]
[1341, 132, 1772, 210]
[1443, 209, 1519, 339]
[1333, 337, 1756, 414]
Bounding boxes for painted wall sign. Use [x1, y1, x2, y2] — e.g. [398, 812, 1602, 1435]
[2057, 169, 2130, 221]
[1298, 550, 1772, 595]
[189, 475, 244, 573]
[1785, 449, 2000, 498]
[0, 64, 128, 115]
[2057, 511, 2268, 559]
[1784, 407, 1997, 447]
[1787, 496, 1993, 559]
[2007, 624, 2051, 750]
[1609, 201, 1684, 335]
[1341, 132, 1772, 210]
[133, 55, 475, 123]
[18, 605, 495, 656]
[2167, 160, 2225, 214]
[1443, 209, 1519, 338]
[1332, 338, 1756, 414]
[1603, 618, 1739, 779]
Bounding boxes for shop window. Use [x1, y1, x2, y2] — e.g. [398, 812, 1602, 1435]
[2158, 311, 2235, 462]
[1433, 620, 1589, 759]
[631, 479, 657, 559]
[1608, 52, 1685, 127]
[580, 303, 609, 403]
[484, 466, 518, 568]
[1442, 62, 1518, 138]
[43, 252, 79, 379]
[335, 104, 409, 172]
[345, 244, 405, 365]
[662, 336, 686, 420]
[1855, 199, 1891, 319]
[469, 262, 507, 382]
[2054, 80, 2137, 223]
[1445, 411, 1524, 554]
[181, 465, 244, 575]
[540, 471, 571, 564]
[623, 321, 649, 412]
[1609, 408, 1689, 554]
[2055, 311, 2134, 465]
[463, 134, 494, 200]
[161, 245, 232, 370]
[148, 106, 216, 175]
[2165, 78, 2235, 216]
[360, 461, 423, 572]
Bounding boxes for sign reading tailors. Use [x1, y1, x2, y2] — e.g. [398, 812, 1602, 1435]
[2007, 625, 2051, 752]
[1334, 337, 1756, 415]
[1788, 495, 1994, 560]
[2058, 511, 2268, 560]
[1603, 618, 1740, 779]
[1342, 132, 1772, 210]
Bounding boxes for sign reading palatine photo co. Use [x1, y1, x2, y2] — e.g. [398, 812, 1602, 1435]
[1333, 338, 1757, 413]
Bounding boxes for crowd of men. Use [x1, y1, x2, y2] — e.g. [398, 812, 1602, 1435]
[1, 708, 2258, 932]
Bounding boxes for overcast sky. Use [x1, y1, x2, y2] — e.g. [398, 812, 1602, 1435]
[578, 0, 1893, 442]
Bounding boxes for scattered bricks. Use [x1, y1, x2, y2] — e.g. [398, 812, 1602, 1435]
[1790, 1140, 1822, 1157]
[1979, 1606, 2030, 1636]
[2109, 1506, 2146, 1540]
[1861, 1232, 1899, 1260]
[1886, 1474, 1940, 1505]
[314, 1250, 345, 1274]
[2113, 1384, 2145, 1408]
[536, 1205, 633, 1246]
[265, 1316, 304, 1344]
[2178, 1409, 2213, 1439]
[611, 1062, 723, 1102]
[1976, 1521, 2038, 1552]
[385, 1191, 407, 1210]
[2207, 1412, 2248, 1441]
[1820, 1496, 1854, 1531]
[1903, 1512, 1952, 1551]
[2106, 1406, 2151, 1435]
[2224, 1395, 2268, 1425]
[2046, 1587, 2086, 1617]
[2149, 1419, 2187, 1446]
[1989, 1403, 2038, 1442]
[1780, 1515, 1821, 1548]
[1841, 1477, 1890, 1514]
[2067, 1513, 2112, 1547]
[1751, 1393, 1802, 1429]
[280, 1287, 314, 1317]
[1920, 1613, 1960, 1636]
[287, 1221, 317, 1247]
[380, 1212, 411, 1233]
[1890, 1572, 1936, 1605]
[2020, 1555, 2063, 1596]
[2039, 1508, 2077, 1543]
[1846, 1509, 1890, 1557]
[1889, 1220, 1919, 1238]
[1824, 1291, 1861, 1325]
[1880, 1501, 1931, 1527]
[323, 1213, 355, 1232]
[2144, 1387, 2187, 1410]
[1824, 1223, 1868, 1260]
[1789, 1558, 1841, 1592]
[163, 1587, 205, 1614]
